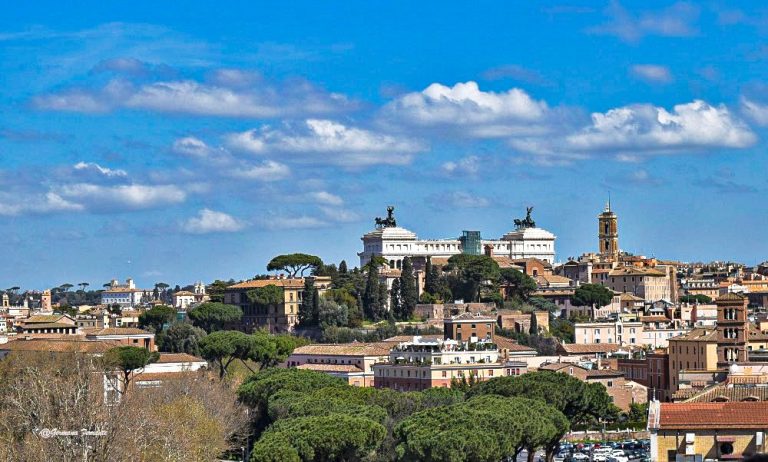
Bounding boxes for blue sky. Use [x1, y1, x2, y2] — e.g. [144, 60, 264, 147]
[2, 1, 768, 289]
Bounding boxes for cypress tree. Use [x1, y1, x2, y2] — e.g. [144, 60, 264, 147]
[390, 278, 402, 320]
[299, 279, 316, 326]
[378, 281, 389, 320]
[529, 310, 539, 335]
[363, 264, 381, 321]
[424, 257, 435, 295]
[339, 260, 348, 274]
[312, 288, 320, 324]
[399, 257, 418, 321]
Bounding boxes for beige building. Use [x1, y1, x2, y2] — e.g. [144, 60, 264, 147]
[667, 328, 719, 395]
[648, 401, 768, 461]
[606, 266, 671, 302]
[224, 276, 331, 333]
[287, 342, 390, 387]
[574, 320, 643, 346]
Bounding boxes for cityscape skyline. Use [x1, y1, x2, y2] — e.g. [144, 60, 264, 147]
[2, 1, 768, 288]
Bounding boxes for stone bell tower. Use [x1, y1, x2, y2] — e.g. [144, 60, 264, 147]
[598, 199, 619, 262]
[716, 293, 749, 366]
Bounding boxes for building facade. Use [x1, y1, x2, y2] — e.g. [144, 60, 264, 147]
[358, 207, 556, 269]
[101, 278, 146, 308]
[224, 276, 331, 333]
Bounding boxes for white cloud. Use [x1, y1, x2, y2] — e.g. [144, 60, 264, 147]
[57, 183, 186, 210]
[565, 100, 755, 154]
[308, 191, 343, 206]
[630, 64, 673, 84]
[590, 2, 699, 43]
[441, 155, 481, 177]
[34, 75, 354, 118]
[182, 208, 246, 234]
[228, 119, 426, 167]
[512, 100, 755, 159]
[73, 161, 127, 177]
[0, 192, 83, 216]
[230, 160, 290, 181]
[172, 136, 216, 157]
[380, 81, 550, 137]
[741, 98, 768, 126]
[319, 206, 360, 223]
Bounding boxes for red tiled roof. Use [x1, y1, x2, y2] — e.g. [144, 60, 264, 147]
[227, 278, 304, 290]
[658, 402, 768, 429]
[296, 363, 364, 373]
[558, 342, 621, 354]
[494, 336, 537, 353]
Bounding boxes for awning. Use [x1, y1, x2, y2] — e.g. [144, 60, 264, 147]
[716, 436, 737, 443]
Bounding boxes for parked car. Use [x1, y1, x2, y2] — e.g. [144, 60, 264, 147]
[572, 452, 589, 461]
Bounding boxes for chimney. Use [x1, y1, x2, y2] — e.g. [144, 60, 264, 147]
[484, 244, 493, 258]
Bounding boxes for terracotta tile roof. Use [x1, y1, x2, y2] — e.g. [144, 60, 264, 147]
[586, 369, 625, 379]
[291, 342, 391, 356]
[296, 363, 364, 373]
[608, 267, 666, 277]
[156, 353, 205, 363]
[670, 328, 718, 342]
[494, 336, 537, 353]
[173, 291, 195, 296]
[640, 316, 672, 323]
[491, 256, 525, 269]
[539, 362, 578, 372]
[619, 293, 645, 301]
[21, 322, 78, 330]
[87, 327, 152, 336]
[0, 338, 119, 353]
[535, 274, 573, 286]
[558, 343, 621, 354]
[717, 292, 747, 302]
[227, 278, 304, 290]
[657, 402, 768, 429]
[25, 315, 69, 324]
[448, 312, 496, 322]
[683, 384, 768, 403]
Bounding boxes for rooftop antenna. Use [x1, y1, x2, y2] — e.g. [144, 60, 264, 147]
[608, 191, 611, 212]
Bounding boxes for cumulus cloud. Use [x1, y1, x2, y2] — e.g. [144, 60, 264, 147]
[33, 74, 354, 118]
[73, 161, 127, 178]
[308, 191, 344, 206]
[0, 192, 83, 216]
[380, 81, 550, 137]
[172, 136, 290, 181]
[182, 208, 246, 234]
[590, 1, 699, 43]
[230, 160, 290, 181]
[565, 100, 755, 153]
[57, 183, 186, 211]
[441, 155, 481, 177]
[630, 64, 673, 84]
[172, 136, 217, 157]
[511, 100, 755, 159]
[740, 98, 768, 126]
[227, 119, 426, 167]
